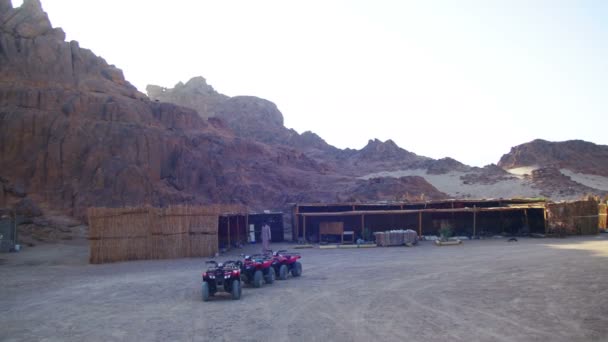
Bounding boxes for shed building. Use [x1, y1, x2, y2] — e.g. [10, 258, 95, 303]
[292, 199, 560, 242]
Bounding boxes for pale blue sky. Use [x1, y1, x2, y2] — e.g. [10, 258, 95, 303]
[19, 0, 608, 166]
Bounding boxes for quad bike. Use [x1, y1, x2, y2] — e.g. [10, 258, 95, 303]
[269, 250, 302, 280]
[201, 260, 242, 301]
[239, 254, 275, 288]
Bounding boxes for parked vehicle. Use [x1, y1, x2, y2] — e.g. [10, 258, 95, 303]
[202, 260, 242, 301]
[269, 250, 302, 280]
[240, 254, 275, 288]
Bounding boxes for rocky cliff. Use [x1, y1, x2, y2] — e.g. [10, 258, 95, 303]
[0, 0, 347, 221]
[498, 139, 608, 177]
[2, 0, 606, 235]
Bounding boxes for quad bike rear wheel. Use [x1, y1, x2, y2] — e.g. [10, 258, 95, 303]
[278, 264, 288, 280]
[202, 281, 210, 302]
[253, 270, 263, 288]
[265, 267, 276, 284]
[291, 261, 302, 277]
[231, 280, 241, 300]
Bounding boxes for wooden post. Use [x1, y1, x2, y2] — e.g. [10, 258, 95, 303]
[473, 207, 477, 237]
[361, 214, 365, 239]
[245, 214, 249, 243]
[418, 211, 422, 236]
[303, 215, 307, 243]
[524, 209, 529, 229]
[214, 215, 219, 256]
[227, 216, 231, 249]
[237, 215, 241, 245]
[293, 205, 299, 242]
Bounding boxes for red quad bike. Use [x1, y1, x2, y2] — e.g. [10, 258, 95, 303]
[201, 260, 242, 301]
[240, 254, 275, 288]
[270, 250, 302, 280]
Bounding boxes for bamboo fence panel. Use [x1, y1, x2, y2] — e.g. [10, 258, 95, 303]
[88, 205, 240, 264]
[546, 200, 600, 236]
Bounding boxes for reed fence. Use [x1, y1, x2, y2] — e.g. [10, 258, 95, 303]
[88, 205, 245, 264]
[546, 200, 600, 236]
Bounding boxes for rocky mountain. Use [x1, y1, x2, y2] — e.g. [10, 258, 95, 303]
[498, 139, 608, 177]
[0, 0, 447, 229]
[0, 0, 341, 218]
[147, 79, 432, 174]
[146, 77, 228, 120]
[1, 0, 606, 239]
[146, 77, 608, 202]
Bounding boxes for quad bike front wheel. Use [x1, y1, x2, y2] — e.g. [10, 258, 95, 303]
[202, 281, 210, 302]
[265, 267, 276, 284]
[291, 262, 302, 277]
[253, 270, 263, 288]
[231, 280, 241, 300]
[278, 264, 288, 280]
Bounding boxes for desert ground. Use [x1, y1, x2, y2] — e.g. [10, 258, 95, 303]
[1, 236, 608, 342]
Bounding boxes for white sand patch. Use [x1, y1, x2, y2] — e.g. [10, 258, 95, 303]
[360, 169, 541, 199]
[559, 169, 608, 191]
[506, 166, 540, 178]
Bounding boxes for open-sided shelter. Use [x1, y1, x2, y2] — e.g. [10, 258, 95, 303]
[292, 199, 551, 242]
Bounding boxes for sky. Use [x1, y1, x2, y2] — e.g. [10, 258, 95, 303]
[16, 0, 608, 166]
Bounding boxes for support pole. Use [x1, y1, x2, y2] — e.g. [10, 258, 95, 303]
[245, 214, 249, 243]
[227, 216, 231, 249]
[293, 205, 299, 242]
[524, 209, 529, 229]
[418, 211, 422, 236]
[236, 215, 240, 245]
[303, 215, 307, 243]
[473, 207, 477, 237]
[13, 209, 17, 248]
[360, 214, 365, 240]
[361, 214, 365, 239]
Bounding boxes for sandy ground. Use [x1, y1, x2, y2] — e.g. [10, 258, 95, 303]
[1, 236, 608, 342]
[360, 169, 542, 199]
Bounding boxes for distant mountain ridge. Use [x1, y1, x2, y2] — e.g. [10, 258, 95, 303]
[147, 78, 436, 174]
[147, 77, 608, 200]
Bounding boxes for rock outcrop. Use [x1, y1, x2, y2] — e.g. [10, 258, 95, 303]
[148, 78, 341, 160]
[146, 77, 228, 119]
[498, 139, 608, 177]
[0, 0, 340, 220]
